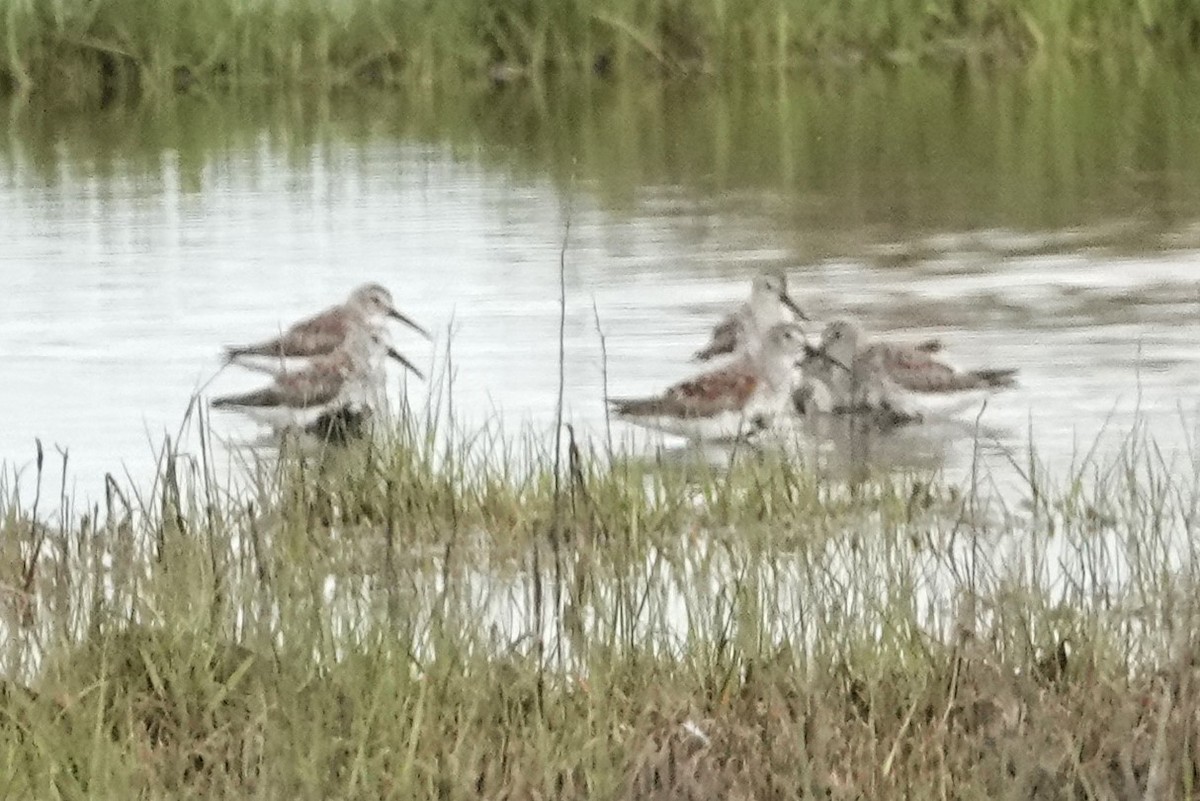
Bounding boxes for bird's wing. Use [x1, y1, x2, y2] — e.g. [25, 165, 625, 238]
[225, 306, 350, 359]
[274, 361, 349, 407]
[877, 343, 985, 394]
[663, 363, 758, 416]
[213, 361, 346, 409]
[609, 361, 759, 419]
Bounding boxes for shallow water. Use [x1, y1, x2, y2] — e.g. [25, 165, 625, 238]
[3, 66, 1200, 506]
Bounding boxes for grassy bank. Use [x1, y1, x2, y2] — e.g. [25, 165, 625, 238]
[2, 0, 1200, 97]
[1, 407, 1199, 798]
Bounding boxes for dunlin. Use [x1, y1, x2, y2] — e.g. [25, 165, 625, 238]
[803, 318, 1017, 423]
[212, 325, 410, 430]
[794, 336, 943, 416]
[610, 322, 809, 442]
[224, 282, 430, 365]
[694, 272, 808, 362]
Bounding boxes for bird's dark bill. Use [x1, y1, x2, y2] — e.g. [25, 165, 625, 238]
[804, 344, 851, 375]
[385, 346, 425, 380]
[386, 306, 432, 340]
[780, 292, 809, 321]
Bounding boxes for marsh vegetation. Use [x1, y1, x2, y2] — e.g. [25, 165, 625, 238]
[3, 0, 1200, 96]
[2, 406, 1199, 798]
[4, 7, 1200, 794]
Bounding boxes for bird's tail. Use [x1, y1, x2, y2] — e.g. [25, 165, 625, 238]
[211, 394, 244, 409]
[607, 397, 665, 417]
[211, 387, 281, 409]
[223, 345, 264, 364]
[915, 339, 944, 354]
[223, 343, 287, 363]
[969, 368, 1018, 389]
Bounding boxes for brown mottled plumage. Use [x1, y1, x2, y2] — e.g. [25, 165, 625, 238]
[611, 323, 809, 441]
[609, 368, 759, 419]
[211, 325, 412, 430]
[225, 282, 428, 361]
[213, 349, 360, 412]
[803, 319, 1018, 422]
[875, 343, 1017, 393]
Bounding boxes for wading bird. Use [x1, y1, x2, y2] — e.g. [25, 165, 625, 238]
[802, 318, 1018, 424]
[694, 272, 808, 362]
[224, 282, 429, 366]
[212, 324, 419, 430]
[610, 322, 810, 442]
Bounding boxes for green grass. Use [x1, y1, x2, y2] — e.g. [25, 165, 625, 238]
[2, 0, 1200, 96]
[1, 401, 1199, 798]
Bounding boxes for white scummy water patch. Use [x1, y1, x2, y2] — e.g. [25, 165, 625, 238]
[284, 449, 1190, 673]
[1, 419, 1196, 685]
[358, 521, 1141, 675]
[0, 499, 1179, 684]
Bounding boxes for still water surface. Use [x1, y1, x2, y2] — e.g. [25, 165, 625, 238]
[3, 67, 1200, 505]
